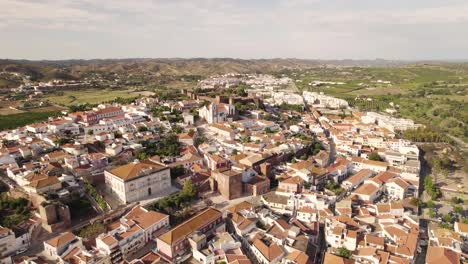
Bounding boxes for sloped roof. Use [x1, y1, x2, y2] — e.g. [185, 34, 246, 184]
[108, 159, 167, 181]
[45, 232, 76, 248]
[426, 246, 460, 264]
[158, 208, 221, 245]
[252, 238, 284, 262]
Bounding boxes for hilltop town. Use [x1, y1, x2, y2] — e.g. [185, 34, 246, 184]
[0, 73, 466, 264]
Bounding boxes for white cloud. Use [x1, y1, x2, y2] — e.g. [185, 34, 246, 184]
[0, 0, 467, 59]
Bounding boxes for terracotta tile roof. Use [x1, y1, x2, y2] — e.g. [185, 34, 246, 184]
[455, 221, 468, 233]
[25, 173, 48, 182]
[45, 232, 76, 248]
[108, 159, 167, 181]
[226, 254, 251, 264]
[352, 183, 379, 196]
[323, 253, 355, 264]
[298, 206, 317, 214]
[365, 234, 384, 247]
[253, 238, 284, 262]
[29, 176, 60, 189]
[158, 207, 221, 245]
[386, 177, 410, 189]
[0, 227, 11, 236]
[227, 201, 254, 215]
[281, 176, 304, 185]
[362, 159, 388, 167]
[125, 206, 168, 230]
[290, 160, 314, 171]
[140, 251, 162, 264]
[100, 235, 118, 246]
[344, 169, 372, 185]
[285, 250, 311, 264]
[426, 246, 460, 264]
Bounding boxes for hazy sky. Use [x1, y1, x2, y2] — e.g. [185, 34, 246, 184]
[1, 0, 468, 60]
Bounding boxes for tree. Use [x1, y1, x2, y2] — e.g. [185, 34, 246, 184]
[170, 165, 185, 179]
[453, 206, 463, 215]
[442, 213, 454, 223]
[138, 126, 148, 132]
[425, 200, 435, 208]
[336, 247, 352, 259]
[180, 179, 197, 200]
[410, 197, 422, 207]
[451, 197, 463, 204]
[428, 208, 436, 219]
[53, 138, 70, 146]
[368, 152, 383, 161]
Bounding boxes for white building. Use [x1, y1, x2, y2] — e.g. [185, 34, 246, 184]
[303, 91, 349, 109]
[96, 206, 169, 260]
[104, 159, 171, 204]
[199, 103, 235, 124]
[0, 226, 30, 259]
[44, 232, 82, 259]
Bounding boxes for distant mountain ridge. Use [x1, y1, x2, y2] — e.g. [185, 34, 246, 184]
[1, 58, 467, 82]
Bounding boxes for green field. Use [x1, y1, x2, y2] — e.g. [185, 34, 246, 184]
[0, 111, 61, 131]
[281, 64, 468, 144]
[45, 89, 140, 105]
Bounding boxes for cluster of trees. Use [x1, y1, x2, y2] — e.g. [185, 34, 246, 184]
[368, 152, 383, 161]
[424, 176, 440, 200]
[336, 247, 352, 258]
[53, 137, 73, 146]
[66, 197, 93, 218]
[402, 127, 451, 143]
[170, 165, 185, 179]
[76, 222, 105, 239]
[68, 103, 95, 112]
[138, 133, 180, 159]
[432, 155, 454, 174]
[152, 106, 184, 123]
[325, 181, 345, 195]
[148, 180, 197, 215]
[0, 193, 30, 228]
[279, 103, 304, 113]
[84, 179, 107, 211]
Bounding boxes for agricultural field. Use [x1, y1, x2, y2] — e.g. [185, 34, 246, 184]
[0, 110, 61, 131]
[44, 88, 142, 106]
[282, 64, 468, 98]
[280, 64, 468, 145]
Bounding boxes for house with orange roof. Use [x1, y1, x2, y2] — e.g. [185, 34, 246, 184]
[278, 176, 304, 194]
[284, 250, 311, 264]
[426, 246, 461, 264]
[26, 175, 62, 194]
[454, 221, 468, 237]
[104, 158, 171, 204]
[96, 206, 169, 261]
[342, 169, 373, 191]
[384, 177, 411, 200]
[44, 232, 82, 259]
[351, 182, 381, 203]
[156, 208, 224, 260]
[323, 252, 355, 264]
[251, 237, 285, 264]
[296, 206, 318, 224]
[325, 215, 363, 251]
